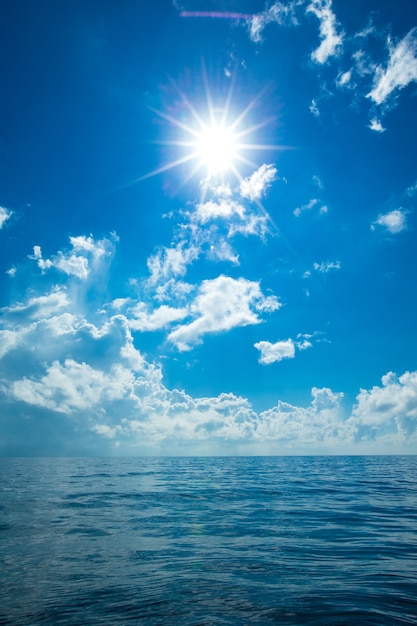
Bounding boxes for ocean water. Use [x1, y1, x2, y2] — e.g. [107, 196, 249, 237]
[1, 456, 417, 625]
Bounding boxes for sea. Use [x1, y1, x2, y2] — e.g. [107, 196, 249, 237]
[1, 456, 417, 625]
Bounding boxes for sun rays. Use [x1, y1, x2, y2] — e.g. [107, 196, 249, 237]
[137, 74, 287, 192]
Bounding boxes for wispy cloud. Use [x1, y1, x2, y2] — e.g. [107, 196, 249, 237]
[293, 197, 328, 217]
[369, 118, 386, 133]
[147, 242, 200, 286]
[336, 69, 352, 87]
[196, 198, 245, 223]
[304, 260, 341, 277]
[0, 206, 12, 229]
[129, 303, 189, 332]
[249, 1, 302, 43]
[240, 164, 277, 201]
[406, 180, 417, 197]
[367, 28, 417, 105]
[309, 98, 320, 117]
[371, 208, 408, 234]
[306, 0, 343, 64]
[1, 288, 70, 322]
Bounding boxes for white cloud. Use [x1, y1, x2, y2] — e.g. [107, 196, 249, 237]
[371, 208, 407, 234]
[369, 118, 386, 133]
[313, 260, 341, 272]
[207, 239, 240, 265]
[2, 276, 417, 452]
[227, 213, 269, 239]
[255, 335, 313, 364]
[337, 69, 352, 87]
[147, 242, 200, 285]
[312, 175, 324, 189]
[196, 199, 245, 223]
[240, 164, 277, 201]
[406, 180, 417, 196]
[2, 288, 70, 321]
[12, 359, 113, 414]
[304, 260, 340, 277]
[367, 28, 417, 105]
[309, 99, 320, 117]
[255, 339, 296, 364]
[293, 198, 319, 217]
[249, 1, 302, 43]
[0, 206, 12, 229]
[307, 0, 343, 64]
[293, 199, 329, 217]
[350, 371, 417, 439]
[168, 275, 280, 351]
[129, 303, 188, 332]
[257, 387, 347, 447]
[111, 297, 131, 310]
[0, 329, 21, 359]
[30, 235, 114, 279]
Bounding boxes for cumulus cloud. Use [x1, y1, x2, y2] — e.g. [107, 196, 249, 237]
[0, 206, 12, 229]
[168, 275, 280, 351]
[371, 208, 407, 234]
[367, 28, 417, 105]
[13, 359, 116, 414]
[350, 371, 417, 440]
[257, 387, 347, 446]
[249, 1, 302, 43]
[1, 277, 416, 453]
[307, 0, 343, 64]
[255, 336, 313, 364]
[30, 235, 115, 279]
[254, 339, 296, 364]
[240, 164, 277, 201]
[1, 288, 70, 322]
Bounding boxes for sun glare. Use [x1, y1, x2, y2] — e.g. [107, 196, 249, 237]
[196, 123, 237, 172]
[137, 74, 285, 191]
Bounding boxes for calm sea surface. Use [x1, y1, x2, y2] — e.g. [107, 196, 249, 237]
[1, 456, 417, 625]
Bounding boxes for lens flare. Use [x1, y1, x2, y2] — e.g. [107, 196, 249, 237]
[137, 75, 288, 191]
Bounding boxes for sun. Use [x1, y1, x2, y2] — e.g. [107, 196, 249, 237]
[196, 122, 237, 173]
[137, 74, 285, 190]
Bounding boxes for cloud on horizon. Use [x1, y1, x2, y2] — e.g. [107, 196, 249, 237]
[1, 247, 416, 454]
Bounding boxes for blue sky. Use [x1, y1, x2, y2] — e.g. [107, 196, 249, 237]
[1, 0, 417, 455]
